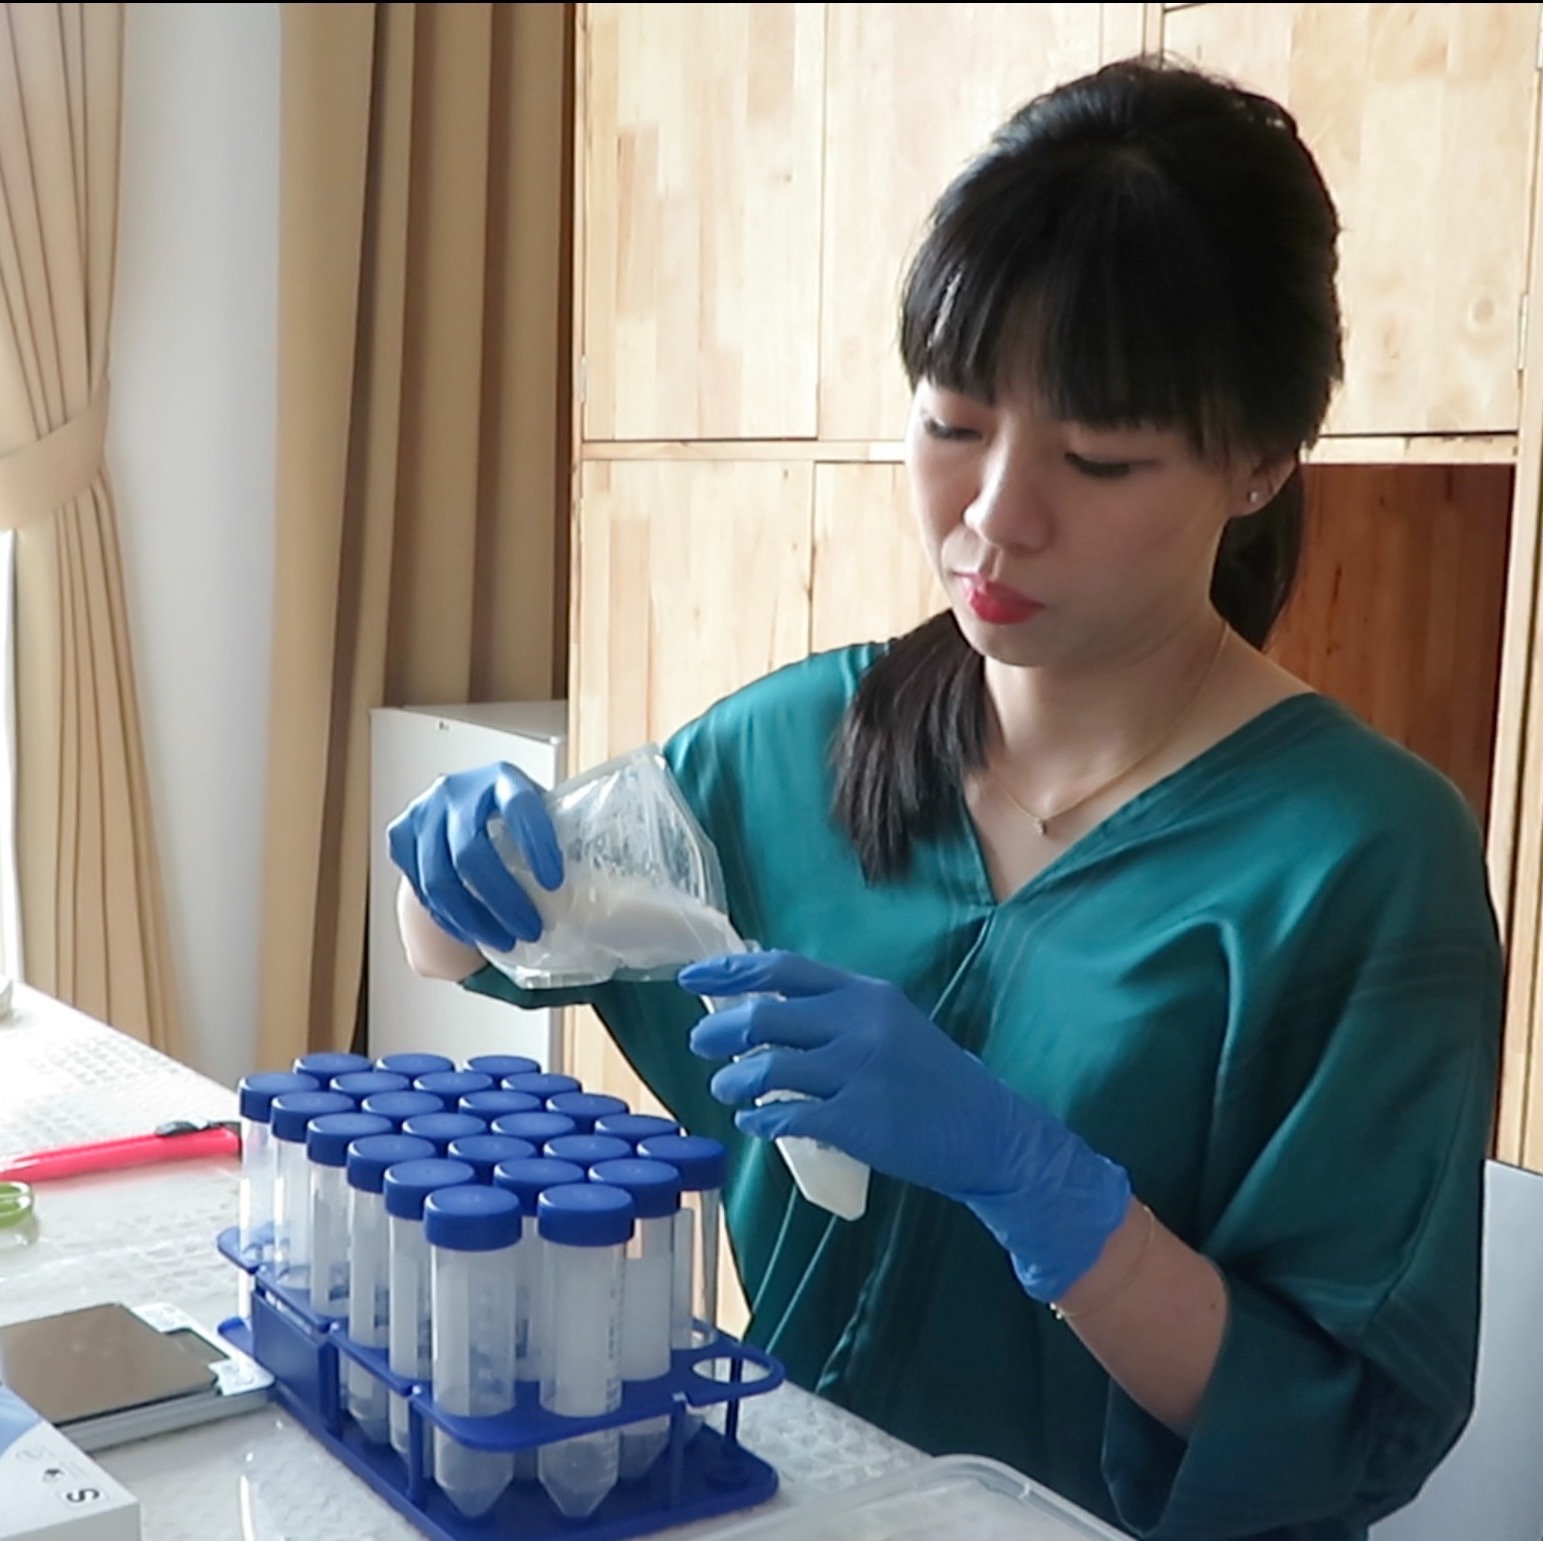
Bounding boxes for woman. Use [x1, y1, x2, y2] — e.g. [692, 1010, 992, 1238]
[390, 59, 1502, 1538]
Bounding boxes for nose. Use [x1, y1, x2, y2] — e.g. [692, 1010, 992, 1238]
[963, 441, 1052, 552]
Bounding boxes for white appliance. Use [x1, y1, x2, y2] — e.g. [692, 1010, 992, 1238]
[368, 701, 568, 1071]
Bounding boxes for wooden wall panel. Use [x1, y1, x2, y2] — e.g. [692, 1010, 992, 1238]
[818, 4, 1108, 442]
[580, 3, 825, 440]
[570, 460, 815, 772]
[811, 464, 944, 652]
[1164, 3, 1539, 437]
[1268, 464, 1513, 824]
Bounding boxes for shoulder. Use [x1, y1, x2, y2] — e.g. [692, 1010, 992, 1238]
[659, 646, 887, 941]
[686, 643, 882, 736]
[1312, 699, 1480, 857]
[1213, 694, 1484, 861]
[1215, 695, 1499, 962]
[663, 644, 882, 783]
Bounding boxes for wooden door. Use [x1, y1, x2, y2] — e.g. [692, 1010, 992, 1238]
[579, 4, 826, 441]
[1163, 3, 1540, 438]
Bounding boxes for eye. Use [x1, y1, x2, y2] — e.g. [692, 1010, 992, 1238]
[1066, 453, 1134, 480]
[920, 413, 981, 443]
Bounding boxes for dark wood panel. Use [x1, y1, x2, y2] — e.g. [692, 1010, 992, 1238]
[1269, 464, 1513, 827]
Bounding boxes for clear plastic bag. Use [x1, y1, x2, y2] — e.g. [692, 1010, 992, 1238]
[478, 746, 746, 990]
[478, 744, 870, 1221]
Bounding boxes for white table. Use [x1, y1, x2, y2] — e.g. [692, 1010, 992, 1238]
[0, 986, 926, 1540]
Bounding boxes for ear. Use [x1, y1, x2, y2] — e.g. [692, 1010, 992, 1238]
[1238, 455, 1298, 516]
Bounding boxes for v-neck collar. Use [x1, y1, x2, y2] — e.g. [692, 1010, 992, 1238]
[953, 692, 1350, 910]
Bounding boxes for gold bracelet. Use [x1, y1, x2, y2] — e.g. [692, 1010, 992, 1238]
[1050, 1202, 1157, 1323]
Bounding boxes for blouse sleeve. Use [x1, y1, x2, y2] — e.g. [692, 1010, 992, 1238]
[1103, 779, 1502, 1536]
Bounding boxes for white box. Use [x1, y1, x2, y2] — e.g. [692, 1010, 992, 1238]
[369, 701, 568, 1070]
[0, 1387, 140, 1541]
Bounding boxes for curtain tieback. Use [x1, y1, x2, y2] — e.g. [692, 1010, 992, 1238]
[0, 383, 111, 530]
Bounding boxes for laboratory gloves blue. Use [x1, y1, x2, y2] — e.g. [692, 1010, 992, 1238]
[682, 949, 1132, 1304]
[386, 762, 564, 953]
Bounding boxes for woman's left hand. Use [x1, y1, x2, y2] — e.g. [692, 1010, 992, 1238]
[681, 949, 1132, 1302]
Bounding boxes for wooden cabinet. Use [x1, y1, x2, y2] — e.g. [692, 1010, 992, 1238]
[818, 5, 1109, 441]
[1165, 3, 1541, 438]
[580, 4, 825, 440]
[570, 460, 814, 766]
[1268, 465, 1514, 825]
[811, 463, 942, 651]
[570, 3, 1543, 1171]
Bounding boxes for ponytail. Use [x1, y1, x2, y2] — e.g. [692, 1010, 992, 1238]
[1211, 464, 1304, 648]
[832, 612, 984, 883]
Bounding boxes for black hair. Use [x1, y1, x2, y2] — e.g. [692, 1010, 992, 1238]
[834, 57, 1343, 881]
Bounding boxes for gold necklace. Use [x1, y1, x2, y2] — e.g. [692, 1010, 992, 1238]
[987, 622, 1231, 838]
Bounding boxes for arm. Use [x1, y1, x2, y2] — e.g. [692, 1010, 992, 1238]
[1099, 810, 1502, 1532]
[1049, 1198, 1228, 1436]
[681, 951, 1237, 1425]
[396, 875, 484, 981]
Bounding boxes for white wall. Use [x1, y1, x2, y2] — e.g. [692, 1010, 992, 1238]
[110, 3, 281, 1087]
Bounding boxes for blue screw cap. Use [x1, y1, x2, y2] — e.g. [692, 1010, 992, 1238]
[636, 1134, 728, 1191]
[459, 1090, 543, 1121]
[537, 1183, 636, 1247]
[593, 1113, 680, 1147]
[546, 1092, 630, 1134]
[270, 1091, 354, 1144]
[329, 1071, 411, 1103]
[375, 1052, 456, 1080]
[238, 1071, 319, 1123]
[346, 1134, 437, 1193]
[589, 1159, 682, 1219]
[490, 1111, 577, 1145]
[413, 1070, 495, 1102]
[306, 1112, 394, 1167]
[293, 1051, 373, 1084]
[491, 1157, 586, 1215]
[400, 1112, 489, 1155]
[424, 1185, 523, 1251]
[544, 1134, 633, 1170]
[502, 1072, 582, 1102]
[446, 1134, 538, 1182]
[359, 1090, 446, 1126]
[383, 1158, 476, 1220]
[465, 1054, 541, 1081]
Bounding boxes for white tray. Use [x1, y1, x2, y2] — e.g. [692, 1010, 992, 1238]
[707, 1453, 1132, 1539]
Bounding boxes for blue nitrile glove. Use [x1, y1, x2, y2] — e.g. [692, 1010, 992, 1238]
[386, 762, 564, 954]
[681, 950, 1132, 1303]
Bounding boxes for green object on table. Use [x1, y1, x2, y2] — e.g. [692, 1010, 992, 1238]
[0, 1179, 34, 1228]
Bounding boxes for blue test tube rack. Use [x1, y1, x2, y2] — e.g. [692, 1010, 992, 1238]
[216, 1227, 783, 1541]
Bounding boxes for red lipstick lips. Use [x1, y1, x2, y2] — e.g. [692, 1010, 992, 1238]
[960, 574, 1041, 625]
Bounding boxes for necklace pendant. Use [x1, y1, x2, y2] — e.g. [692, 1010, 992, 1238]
[1033, 814, 1049, 837]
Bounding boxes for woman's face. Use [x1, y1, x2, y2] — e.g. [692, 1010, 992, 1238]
[905, 381, 1271, 670]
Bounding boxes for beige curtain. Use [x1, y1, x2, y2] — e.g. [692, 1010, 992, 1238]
[0, 3, 181, 1054]
[258, 3, 571, 1068]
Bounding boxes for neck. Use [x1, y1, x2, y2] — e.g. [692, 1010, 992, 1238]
[985, 612, 1229, 789]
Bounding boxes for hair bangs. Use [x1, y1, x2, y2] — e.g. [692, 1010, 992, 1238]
[900, 152, 1249, 459]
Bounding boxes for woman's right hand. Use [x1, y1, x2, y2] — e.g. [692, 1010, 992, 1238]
[386, 762, 564, 953]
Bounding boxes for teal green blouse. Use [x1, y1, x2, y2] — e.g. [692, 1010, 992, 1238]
[465, 644, 1502, 1539]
